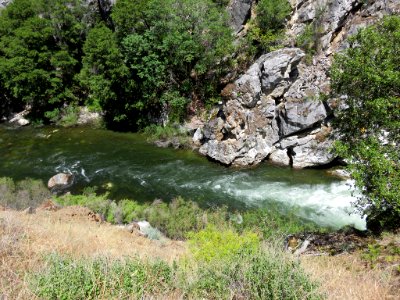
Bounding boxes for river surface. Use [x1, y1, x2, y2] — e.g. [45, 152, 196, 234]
[0, 125, 365, 229]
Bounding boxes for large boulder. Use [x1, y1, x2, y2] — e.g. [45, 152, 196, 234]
[48, 173, 73, 190]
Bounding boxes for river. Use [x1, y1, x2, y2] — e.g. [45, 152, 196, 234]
[0, 125, 365, 229]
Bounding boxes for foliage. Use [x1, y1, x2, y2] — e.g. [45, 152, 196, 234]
[78, 24, 136, 128]
[55, 190, 323, 239]
[0, 0, 234, 128]
[112, 0, 234, 127]
[182, 228, 321, 299]
[331, 16, 400, 231]
[32, 241, 321, 300]
[187, 225, 259, 262]
[0, 0, 93, 121]
[142, 124, 190, 147]
[256, 0, 292, 33]
[234, 205, 323, 239]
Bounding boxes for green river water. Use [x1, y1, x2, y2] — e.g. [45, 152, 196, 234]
[0, 125, 365, 229]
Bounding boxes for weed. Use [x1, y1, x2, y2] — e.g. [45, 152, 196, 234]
[187, 225, 260, 262]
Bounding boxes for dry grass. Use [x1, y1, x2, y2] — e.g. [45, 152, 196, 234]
[301, 253, 397, 300]
[0, 213, 38, 299]
[1, 205, 399, 300]
[0, 206, 187, 299]
[1, 207, 186, 262]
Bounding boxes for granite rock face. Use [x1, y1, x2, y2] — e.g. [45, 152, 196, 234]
[198, 47, 335, 167]
[196, 0, 400, 168]
[228, 0, 253, 33]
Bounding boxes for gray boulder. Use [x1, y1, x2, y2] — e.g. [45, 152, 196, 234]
[275, 127, 336, 168]
[269, 148, 290, 166]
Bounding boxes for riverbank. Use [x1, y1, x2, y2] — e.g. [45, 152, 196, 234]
[1, 203, 398, 299]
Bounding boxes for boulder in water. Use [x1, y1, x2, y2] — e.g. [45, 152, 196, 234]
[47, 173, 73, 190]
[9, 109, 30, 127]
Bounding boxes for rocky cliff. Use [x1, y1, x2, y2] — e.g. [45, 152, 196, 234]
[196, 0, 400, 168]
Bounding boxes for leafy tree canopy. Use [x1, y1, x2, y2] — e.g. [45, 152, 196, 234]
[0, 0, 94, 120]
[331, 16, 400, 231]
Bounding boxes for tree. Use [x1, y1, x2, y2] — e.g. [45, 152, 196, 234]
[0, 0, 92, 120]
[331, 16, 400, 231]
[112, 0, 234, 125]
[78, 24, 137, 128]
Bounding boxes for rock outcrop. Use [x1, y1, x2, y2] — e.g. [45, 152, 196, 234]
[199, 47, 335, 167]
[196, 0, 400, 168]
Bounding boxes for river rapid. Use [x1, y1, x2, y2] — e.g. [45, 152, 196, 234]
[0, 125, 365, 230]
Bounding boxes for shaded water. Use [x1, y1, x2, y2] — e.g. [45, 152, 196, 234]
[0, 125, 365, 229]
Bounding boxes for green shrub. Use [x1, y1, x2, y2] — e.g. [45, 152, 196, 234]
[55, 192, 323, 240]
[247, 0, 291, 52]
[181, 228, 322, 299]
[296, 4, 326, 62]
[256, 0, 292, 33]
[59, 106, 79, 127]
[32, 247, 322, 299]
[235, 206, 323, 239]
[143, 197, 207, 239]
[187, 225, 260, 262]
[0, 177, 16, 208]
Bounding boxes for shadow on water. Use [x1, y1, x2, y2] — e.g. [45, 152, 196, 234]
[0, 125, 365, 230]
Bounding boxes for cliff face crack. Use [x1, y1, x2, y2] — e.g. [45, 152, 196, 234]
[287, 147, 295, 168]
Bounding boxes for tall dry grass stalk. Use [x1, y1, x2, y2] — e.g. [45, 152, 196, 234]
[301, 254, 395, 300]
[0, 214, 38, 299]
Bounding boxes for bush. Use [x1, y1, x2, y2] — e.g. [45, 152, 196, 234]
[55, 191, 323, 240]
[256, 0, 292, 32]
[234, 205, 323, 239]
[142, 197, 222, 239]
[181, 226, 322, 299]
[187, 225, 259, 262]
[32, 234, 322, 300]
[295, 4, 326, 62]
[142, 124, 187, 142]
